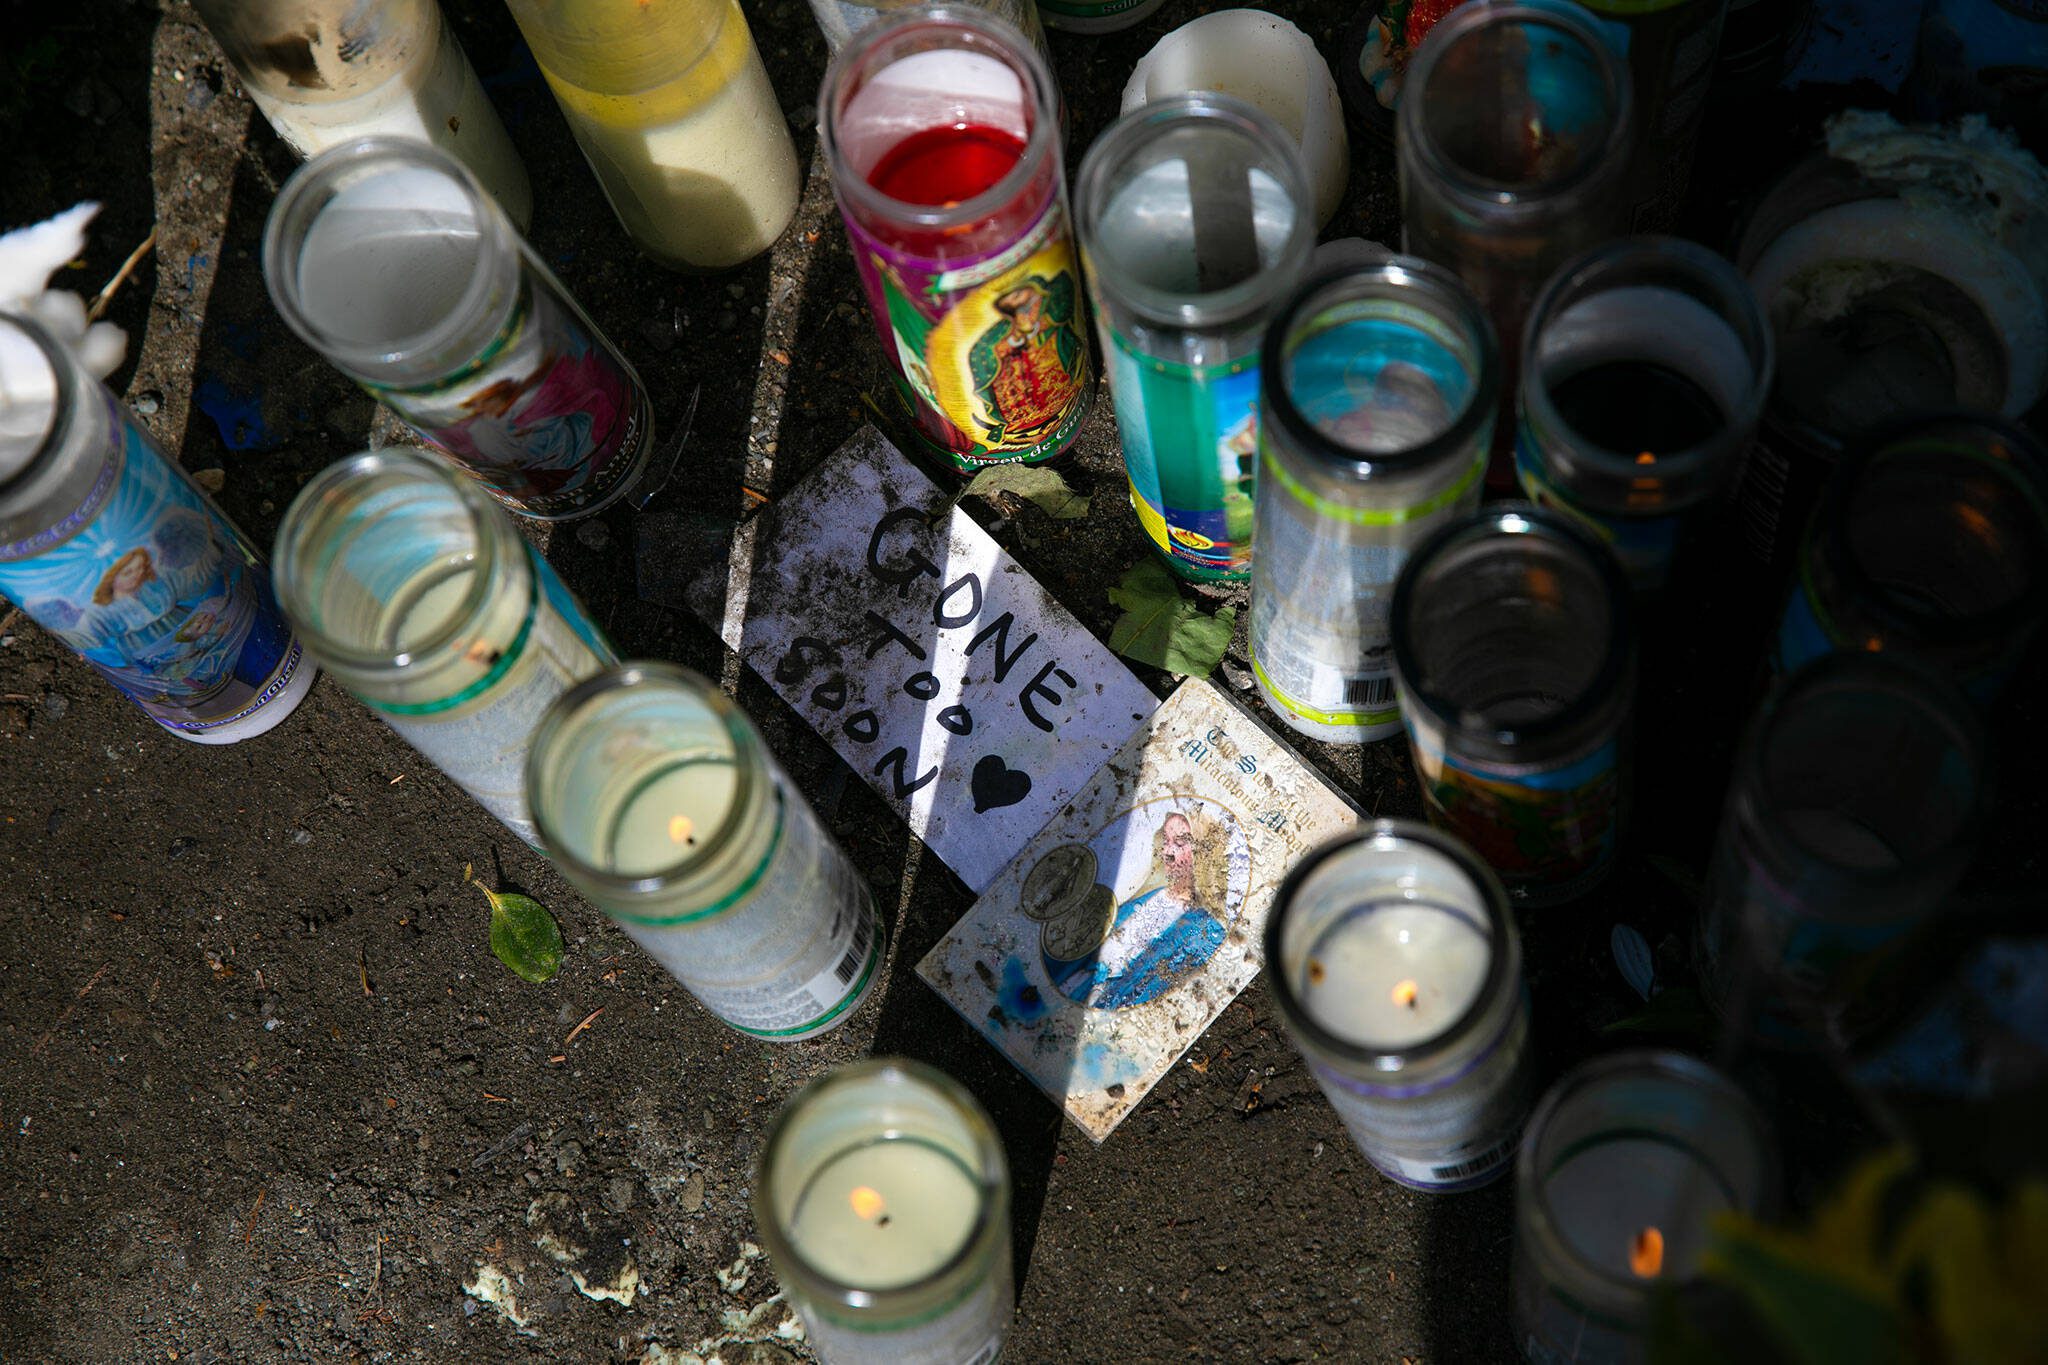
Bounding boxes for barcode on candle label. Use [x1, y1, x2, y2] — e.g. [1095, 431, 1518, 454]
[834, 909, 876, 987]
[1342, 674, 1396, 708]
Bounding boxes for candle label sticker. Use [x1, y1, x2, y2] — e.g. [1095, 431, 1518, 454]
[1405, 721, 1620, 901]
[362, 546, 615, 848]
[1108, 331, 1259, 582]
[365, 285, 652, 518]
[624, 807, 885, 1039]
[688, 425, 1157, 893]
[848, 200, 1093, 470]
[918, 680, 1360, 1141]
[0, 395, 307, 737]
[1515, 423, 1683, 588]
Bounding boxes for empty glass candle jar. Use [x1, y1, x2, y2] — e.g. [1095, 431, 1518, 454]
[755, 1059, 1013, 1365]
[1267, 821, 1535, 1192]
[264, 138, 655, 520]
[1249, 259, 1498, 744]
[1513, 1050, 1776, 1365]
[1697, 653, 1986, 1049]
[1391, 505, 1633, 906]
[0, 313, 314, 743]
[272, 448, 615, 845]
[526, 662, 884, 1041]
[808, 0, 1049, 61]
[502, 0, 800, 271]
[1775, 413, 2048, 703]
[1398, 0, 1633, 481]
[191, 0, 532, 226]
[821, 7, 1093, 471]
[1516, 236, 1774, 591]
[1076, 93, 1314, 584]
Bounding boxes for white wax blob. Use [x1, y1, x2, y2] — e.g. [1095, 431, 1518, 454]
[788, 1138, 982, 1290]
[1301, 901, 1492, 1051]
[0, 324, 57, 483]
[605, 757, 741, 877]
[294, 164, 483, 351]
[1093, 158, 1298, 296]
[1780, 808, 1900, 871]
[1535, 285, 1755, 420]
[1541, 1136, 1733, 1282]
[381, 556, 477, 653]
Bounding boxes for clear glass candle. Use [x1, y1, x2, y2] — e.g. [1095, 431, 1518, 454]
[191, 0, 532, 227]
[1697, 653, 1986, 1050]
[1577, 0, 1729, 232]
[1512, 1050, 1776, 1365]
[1248, 258, 1498, 744]
[1391, 505, 1633, 907]
[1515, 236, 1774, 591]
[502, 0, 800, 271]
[755, 1059, 1012, 1365]
[820, 6, 1093, 472]
[1076, 93, 1314, 584]
[1397, 0, 1632, 484]
[526, 663, 884, 1041]
[1775, 413, 2048, 704]
[1734, 123, 2048, 579]
[1266, 821, 1535, 1192]
[263, 138, 655, 521]
[0, 313, 313, 743]
[272, 448, 614, 845]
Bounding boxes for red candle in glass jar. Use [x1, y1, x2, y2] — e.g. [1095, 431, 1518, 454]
[821, 7, 1092, 470]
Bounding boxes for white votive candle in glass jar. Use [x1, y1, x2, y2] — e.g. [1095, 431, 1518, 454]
[756, 1059, 1013, 1365]
[1267, 820, 1535, 1191]
[1512, 1050, 1776, 1365]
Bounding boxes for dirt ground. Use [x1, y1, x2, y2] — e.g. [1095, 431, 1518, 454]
[2, 1, 2042, 1361]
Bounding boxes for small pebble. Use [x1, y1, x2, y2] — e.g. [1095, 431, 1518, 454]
[291, 829, 311, 846]
[192, 468, 227, 492]
[603, 1176, 636, 1212]
[132, 390, 163, 416]
[574, 521, 611, 552]
[168, 835, 198, 859]
[40, 694, 68, 718]
[679, 1172, 706, 1213]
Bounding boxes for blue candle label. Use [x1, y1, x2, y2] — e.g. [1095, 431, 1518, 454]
[0, 396, 306, 738]
[1515, 423, 1683, 590]
[1107, 331, 1259, 582]
[360, 546, 614, 847]
[1405, 721, 1621, 905]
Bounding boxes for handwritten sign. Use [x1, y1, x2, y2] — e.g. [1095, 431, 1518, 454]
[695, 427, 1159, 893]
[919, 680, 1359, 1141]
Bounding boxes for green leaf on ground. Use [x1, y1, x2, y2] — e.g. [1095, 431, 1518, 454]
[963, 464, 1091, 521]
[481, 886, 564, 984]
[1106, 559, 1236, 677]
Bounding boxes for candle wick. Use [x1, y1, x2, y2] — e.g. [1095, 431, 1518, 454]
[877, 1214, 891, 1228]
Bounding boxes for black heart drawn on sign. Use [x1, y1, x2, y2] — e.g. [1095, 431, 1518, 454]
[970, 754, 1032, 813]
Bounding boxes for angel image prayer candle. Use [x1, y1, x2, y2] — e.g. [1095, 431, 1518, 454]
[1267, 821, 1535, 1191]
[821, 6, 1093, 471]
[1512, 1051, 1776, 1365]
[756, 1060, 1013, 1365]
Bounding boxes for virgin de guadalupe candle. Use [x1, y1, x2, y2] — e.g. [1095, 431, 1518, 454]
[263, 138, 654, 520]
[820, 6, 1093, 471]
[525, 663, 883, 1041]
[1266, 821, 1534, 1191]
[1512, 1051, 1776, 1365]
[755, 1060, 1013, 1365]
[0, 312, 313, 743]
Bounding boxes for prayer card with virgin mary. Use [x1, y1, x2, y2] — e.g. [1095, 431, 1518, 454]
[918, 680, 1360, 1141]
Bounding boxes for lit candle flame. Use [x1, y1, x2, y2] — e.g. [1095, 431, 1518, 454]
[1635, 451, 1657, 466]
[668, 814, 694, 843]
[1391, 979, 1419, 1009]
[1630, 1226, 1664, 1278]
[849, 1186, 886, 1222]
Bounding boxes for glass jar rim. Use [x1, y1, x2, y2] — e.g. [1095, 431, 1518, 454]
[1516, 1049, 1776, 1299]
[1817, 411, 2048, 645]
[1520, 235, 1775, 493]
[0, 312, 77, 502]
[525, 660, 768, 904]
[272, 447, 510, 677]
[752, 1058, 1009, 1312]
[262, 137, 517, 380]
[1390, 503, 1633, 750]
[818, 5, 1060, 234]
[1741, 651, 1986, 895]
[1397, 0, 1633, 210]
[1259, 259, 1501, 480]
[1264, 819, 1516, 1072]
[1074, 92, 1316, 331]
